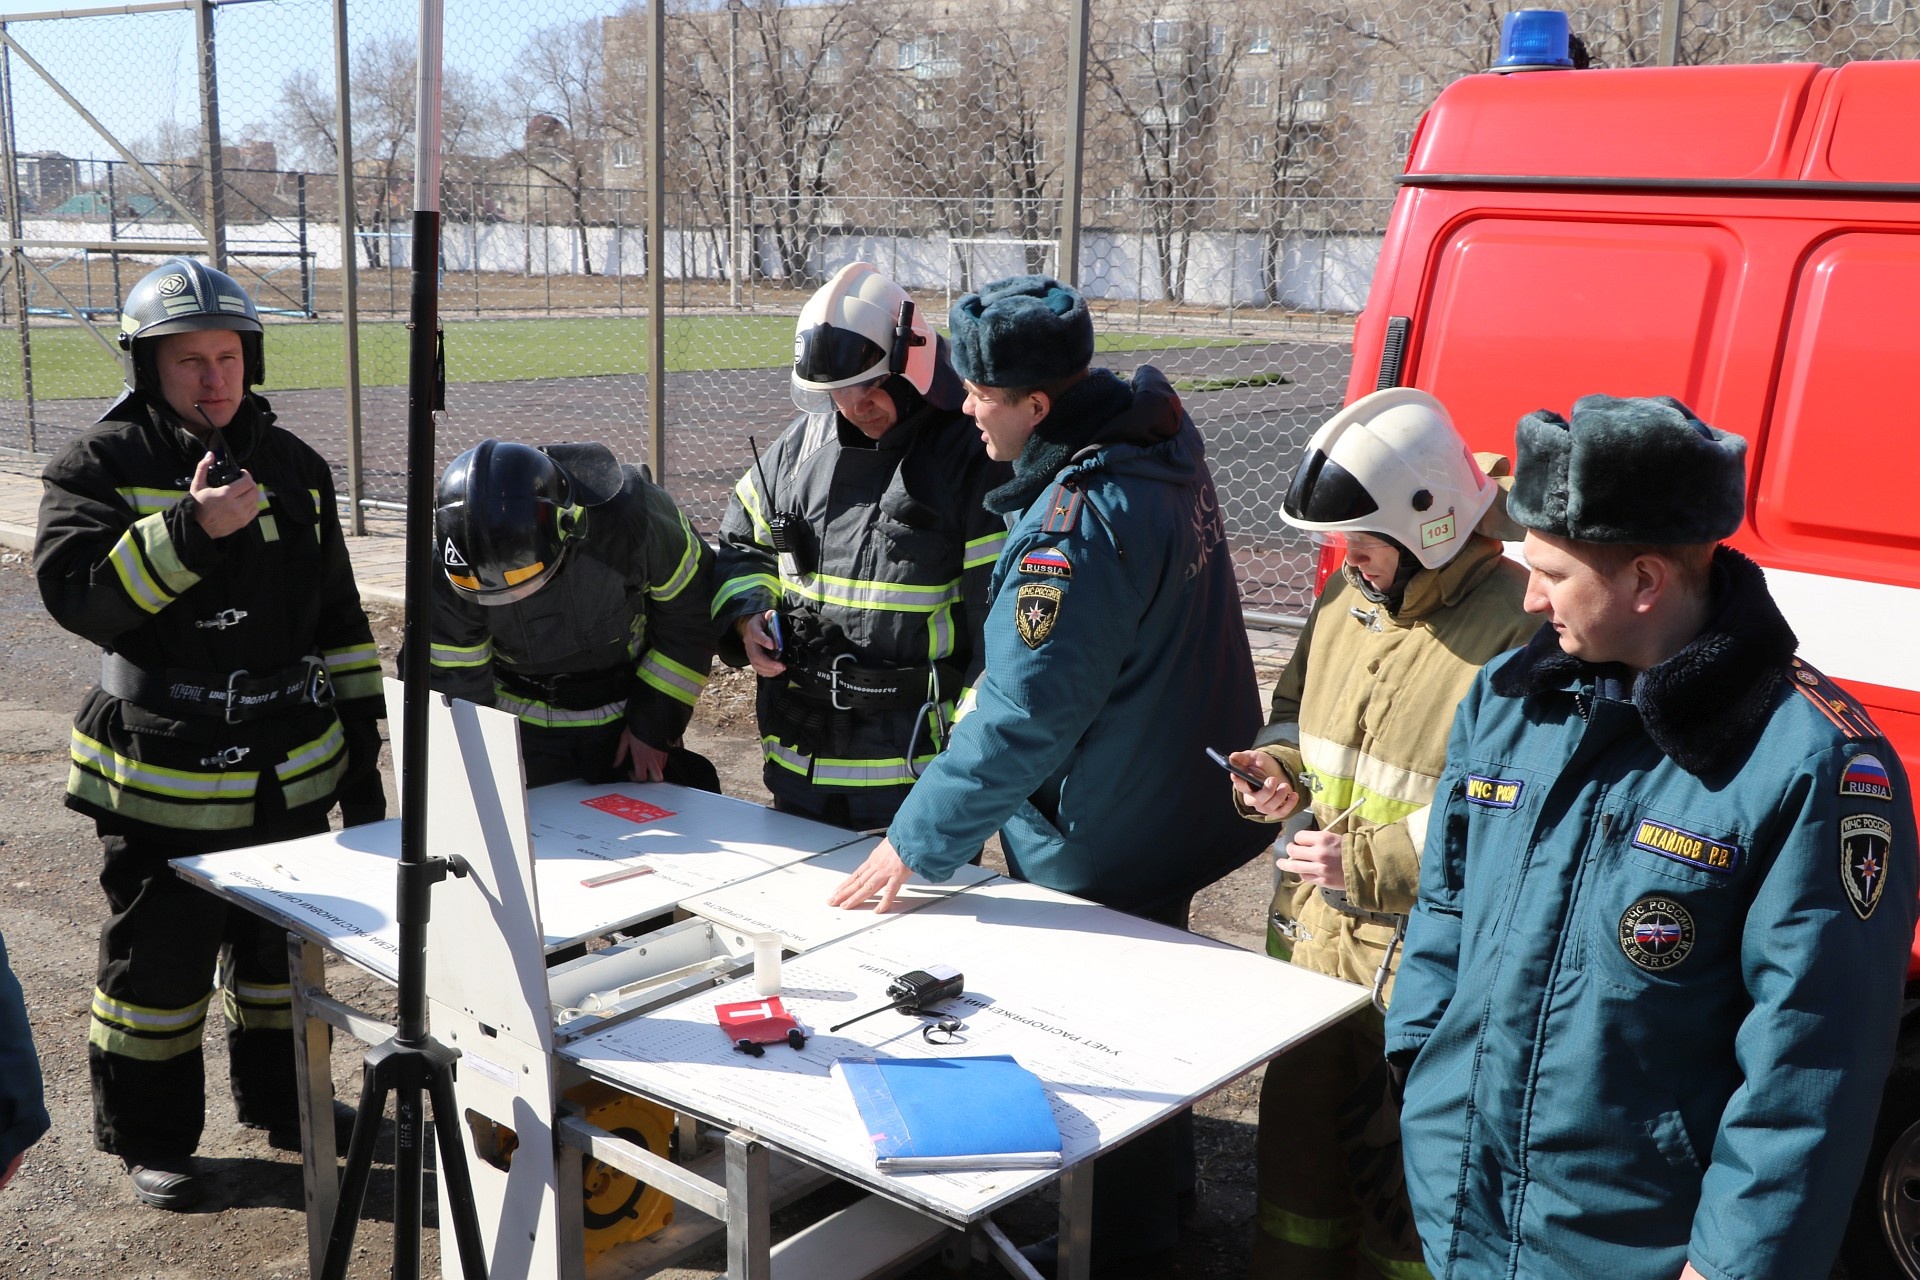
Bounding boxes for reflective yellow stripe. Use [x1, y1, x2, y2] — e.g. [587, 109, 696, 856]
[69, 764, 256, 830]
[1299, 730, 1440, 825]
[964, 530, 1008, 569]
[494, 690, 627, 728]
[323, 642, 380, 674]
[114, 486, 188, 516]
[953, 686, 979, 723]
[93, 988, 213, 1034]
[1361, 1243, 1433, 1280]
[712, 572, 779, 617]
[132, 509, 198, 596]
[927, 603, 955, 662]
[277, 720, 346, 782]
[431, 639, 492, 668]
[654, 508, 704, 602]
[637, 652, 707, 707]
[70, 730, 260, 801]
[108, 525, 173, 614]
[779, 569, 961, 613]
[761, 737, 934, 788]
[1257, 1199, 1361, 1250]
[733, 472, 771, 536]
[90, 1018, 206, 1061]
[223, 988, 292, 1032]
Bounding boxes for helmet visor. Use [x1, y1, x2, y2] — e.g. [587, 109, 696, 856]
[791, 372, 887, 415]
[1283, 450, 1380, 525]
[794, 323, 886, 389]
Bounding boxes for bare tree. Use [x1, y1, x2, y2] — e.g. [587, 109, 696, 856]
[1089, 1, 1247, 303]
[498, 19, 610, 276]
[658, 0, 894, 285]
[276, 34, 486, 268]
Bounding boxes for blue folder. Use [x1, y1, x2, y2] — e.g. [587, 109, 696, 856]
[834, 1054, 1064, 1171]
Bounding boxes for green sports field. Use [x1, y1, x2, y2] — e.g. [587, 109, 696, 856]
[0, 315, 1246, 401]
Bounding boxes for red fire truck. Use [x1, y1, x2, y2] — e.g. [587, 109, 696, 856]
[1338, 54, 1920, 1277]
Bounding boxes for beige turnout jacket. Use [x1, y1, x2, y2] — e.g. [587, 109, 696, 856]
[1249, 534, 1534, 998]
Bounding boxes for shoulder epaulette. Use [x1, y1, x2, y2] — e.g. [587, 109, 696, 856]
[1786, 657, 1883, 741]
[1040, 483, 1082, 535]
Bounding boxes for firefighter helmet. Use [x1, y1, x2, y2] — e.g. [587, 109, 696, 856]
[435, 440, 583, 606]
[790, 262, 942, 413]
[1282, 388, 1499, 570]
[117, 257, 265, 395]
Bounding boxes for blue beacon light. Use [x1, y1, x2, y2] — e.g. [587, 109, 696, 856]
[1494, 9, 1575, 71]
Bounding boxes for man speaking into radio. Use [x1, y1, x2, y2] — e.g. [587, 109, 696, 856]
[1385, 394, 1918, 1279]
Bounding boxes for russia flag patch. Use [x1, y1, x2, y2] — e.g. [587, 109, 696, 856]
[1840, 754, 1894, 801]
[1018, 547, 1073, 579]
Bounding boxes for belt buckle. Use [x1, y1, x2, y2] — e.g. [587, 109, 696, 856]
[223, 668, 250, 724]
[304, 656, 335, 708]
[827, 652, 854, 712]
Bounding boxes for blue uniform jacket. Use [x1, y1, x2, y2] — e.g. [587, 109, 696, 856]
[886, 367, 1270, 913]
[1386, 548, 1918, 1280]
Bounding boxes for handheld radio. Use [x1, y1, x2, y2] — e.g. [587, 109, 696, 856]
[748, 434, 814, 577]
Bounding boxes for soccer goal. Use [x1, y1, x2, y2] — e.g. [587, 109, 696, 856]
[945, 237, 1060, 312]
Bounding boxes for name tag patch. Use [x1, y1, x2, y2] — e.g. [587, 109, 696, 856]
[1464, 774, 1524, 809]
[1618, 896, 1695, 971]
[1018, 547, 1073, 579]
[1840, 753, 1894, 802]
[1842, 812, 1893, 921]
[1630, 820, 1742, 875]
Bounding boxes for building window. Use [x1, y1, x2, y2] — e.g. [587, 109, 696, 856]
[1208, 24, 1228, 57]
[1243, 77, 1272, 107]
[1866, 0, 1895, 22]
[1148, 19, 1186, 52]
[1351, 75, 1376, 104]
[1249, 23, 1272, 53]
[610, 139, 636, 169]
[1391, 129, 1414, 157]
[1299, 77, 1329, 102]
[1018, 33, 1041, 59]
[1398, 73, 1427, 102]
[1244, 133, 1267, 161]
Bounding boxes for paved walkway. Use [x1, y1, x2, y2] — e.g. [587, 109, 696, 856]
[0, 457, 408, 605]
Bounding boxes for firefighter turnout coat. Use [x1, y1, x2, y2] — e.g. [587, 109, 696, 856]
[428, 465, 714, 764]
[36, 392, 385, 839]
[1248, 535, 1533, 991]
[1386, 548, 1920, 1280]
[713, 401, 1007, 815]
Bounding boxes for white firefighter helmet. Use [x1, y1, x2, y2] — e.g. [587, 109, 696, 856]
[1282, 387, 1498, 570]
[790, 262, 937, 413]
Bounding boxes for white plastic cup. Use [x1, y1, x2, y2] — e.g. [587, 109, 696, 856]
[752, 933, 782, 996]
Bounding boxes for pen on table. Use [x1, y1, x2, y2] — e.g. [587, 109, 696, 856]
[272, 862, 298, 881]
[581, 863, 657, 888]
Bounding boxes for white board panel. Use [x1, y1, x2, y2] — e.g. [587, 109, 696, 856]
[563, 876, 1369, 1224]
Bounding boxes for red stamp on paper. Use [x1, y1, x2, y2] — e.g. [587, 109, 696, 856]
[582, 794, 675, 824]
[714, 996, 797, 1043]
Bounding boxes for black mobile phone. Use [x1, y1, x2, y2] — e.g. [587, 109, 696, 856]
[1207, 746, 1270, 791]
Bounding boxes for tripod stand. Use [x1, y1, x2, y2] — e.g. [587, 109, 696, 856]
[316, 3, 488, 1275]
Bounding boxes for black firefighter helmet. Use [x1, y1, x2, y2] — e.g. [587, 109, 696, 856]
[435, 439, 591, 606]
[117, 257, 265, 398]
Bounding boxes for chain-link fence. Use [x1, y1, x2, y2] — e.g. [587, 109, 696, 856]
[2, 0, 1915, 618]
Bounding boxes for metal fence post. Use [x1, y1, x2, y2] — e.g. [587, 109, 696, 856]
[1659, 0, 1684, 65]
[0, 22, 36, 455]
[195, 0, 226, 272]
[334, 0, 364, 534]
[1059, 0, 1091, 287]
[645, 0, 666, 483]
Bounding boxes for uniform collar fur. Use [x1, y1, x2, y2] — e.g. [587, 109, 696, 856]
[1490, 546, 1798, 775]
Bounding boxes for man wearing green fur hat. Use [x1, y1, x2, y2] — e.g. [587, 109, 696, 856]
[1386, 394, 1918, 1279]
[830, 275, 1273, 1274]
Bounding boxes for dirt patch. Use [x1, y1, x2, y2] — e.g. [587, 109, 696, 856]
[0, 563, 1293, 1278]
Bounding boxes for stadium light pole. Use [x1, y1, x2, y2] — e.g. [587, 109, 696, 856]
[317, 1, 488, 1275]
[728, 0, 742, 309]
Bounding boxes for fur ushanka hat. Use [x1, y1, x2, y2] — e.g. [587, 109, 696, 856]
[1508, 393, 1747, 544]
[946, 275, 1094, 389]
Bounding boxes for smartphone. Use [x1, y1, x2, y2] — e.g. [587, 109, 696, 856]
[764, 611, 784, 657]
[1206, 746, 1270, 791]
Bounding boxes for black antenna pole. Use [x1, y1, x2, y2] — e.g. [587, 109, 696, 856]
[318, 1, 486, 1275]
